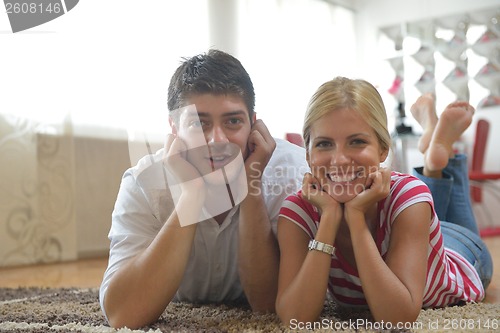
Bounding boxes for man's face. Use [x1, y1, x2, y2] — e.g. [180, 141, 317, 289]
[172, 93, 254, 178]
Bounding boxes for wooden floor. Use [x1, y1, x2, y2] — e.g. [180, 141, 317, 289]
[0, 236, 499, 303]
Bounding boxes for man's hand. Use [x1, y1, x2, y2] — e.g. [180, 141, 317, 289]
[244, 120, 276, 182]
[163, 134, 206, 198]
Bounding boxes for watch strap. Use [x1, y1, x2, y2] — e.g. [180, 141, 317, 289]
[308, 239, 335, 255]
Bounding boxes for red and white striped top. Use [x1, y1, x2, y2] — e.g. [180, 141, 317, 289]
[279, 171, 484, 308]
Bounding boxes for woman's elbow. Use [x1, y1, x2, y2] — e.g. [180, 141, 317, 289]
[276, 298, 320, 327]
[373, 307, 421, 327]
[276, 297, 294, 325]
[278, 311, 322, 329]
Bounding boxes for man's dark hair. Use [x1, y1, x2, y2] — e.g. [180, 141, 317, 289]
[167, 49, 255, 119]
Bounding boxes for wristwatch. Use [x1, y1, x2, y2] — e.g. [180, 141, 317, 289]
[308, 239, 335, 255]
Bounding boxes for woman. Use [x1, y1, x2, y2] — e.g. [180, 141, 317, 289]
[275, 78, 493, 325]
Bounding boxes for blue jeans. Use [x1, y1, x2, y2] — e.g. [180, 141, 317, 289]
[413, 154, 493, 289]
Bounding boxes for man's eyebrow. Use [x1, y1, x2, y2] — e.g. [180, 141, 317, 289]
[195, 112, 210, 118]
[197, 110, 248, 118]
[222, 110, 248, 117]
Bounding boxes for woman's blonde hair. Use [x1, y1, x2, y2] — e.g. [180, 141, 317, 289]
[302, 77, 391, 155]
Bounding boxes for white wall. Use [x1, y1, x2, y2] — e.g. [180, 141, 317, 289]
[353, 0, 499, 137]
[354, 0, 499, 89]
[356, 0, 499, 27]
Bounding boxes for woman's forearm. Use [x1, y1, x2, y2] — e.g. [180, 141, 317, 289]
[347, 212, 422, 323]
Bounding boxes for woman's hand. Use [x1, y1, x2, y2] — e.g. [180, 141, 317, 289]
[344, 167, 390, 221]
[301, 172, 343, 222]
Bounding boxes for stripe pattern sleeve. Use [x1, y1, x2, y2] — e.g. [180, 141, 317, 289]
[279, 191, 319, 239]
[385, 173, 485, 307]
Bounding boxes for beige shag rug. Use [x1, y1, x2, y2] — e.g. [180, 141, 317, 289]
[0, 287, 499, 332]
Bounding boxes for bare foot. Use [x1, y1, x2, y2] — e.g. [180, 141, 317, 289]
[410, 93, 438, 154]
[425, 101, 474, 172]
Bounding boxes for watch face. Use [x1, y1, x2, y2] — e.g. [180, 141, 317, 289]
[309, 240, 334, 255]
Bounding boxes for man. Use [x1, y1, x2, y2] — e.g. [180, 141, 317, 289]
[99, 49, 308, 329]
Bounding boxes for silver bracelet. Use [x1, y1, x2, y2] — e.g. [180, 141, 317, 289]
[308, 239, 335, 255]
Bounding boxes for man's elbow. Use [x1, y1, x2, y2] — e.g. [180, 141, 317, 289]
[106, 310, 158, 330]
[247, 290, 277, 313]
[106, 309, 135, 330]
[107, 314, 130, 330]
[250, 299, 276, 313]
[104, 297, 160, 330]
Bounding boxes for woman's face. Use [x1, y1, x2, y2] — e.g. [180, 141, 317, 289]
[307, 108, 388, 203]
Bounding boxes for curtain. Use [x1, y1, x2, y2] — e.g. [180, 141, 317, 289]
[0, 115, 78, 266]
[0, 113, 133, 267]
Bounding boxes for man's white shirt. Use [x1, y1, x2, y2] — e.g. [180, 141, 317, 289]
[99, 138, 309, 319]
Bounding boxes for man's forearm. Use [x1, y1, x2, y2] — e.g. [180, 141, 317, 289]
[238, 188, 279, 312]
[104, 195, 200, 329]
